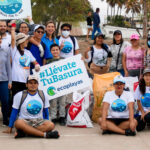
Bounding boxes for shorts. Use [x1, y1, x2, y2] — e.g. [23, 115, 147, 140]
[21, 119, 46, 128]
[87, 25, 92, 29]
[107, 118, 129, 125]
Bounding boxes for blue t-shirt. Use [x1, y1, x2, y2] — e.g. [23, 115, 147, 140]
[41, 34, 59, 59]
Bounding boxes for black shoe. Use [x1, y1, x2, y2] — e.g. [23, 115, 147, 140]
[46, 130, 59, 139]
[125, 129, 136, 136]
[3, 121, 9, 126]
[15, 129, 26, 139]
[51, 119, 58, 124]
[102, 130, 113, 135]
[59, 117, 66, 126]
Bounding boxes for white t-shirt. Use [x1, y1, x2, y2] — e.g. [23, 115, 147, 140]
[11, 46, 36, 83]
[85, 46, 111, 67]
[1, 33, 11, 50]
[59, 36, 79, 58]
[103, 90, 134, 118]
[134, 86, 150, 113]
[13, 91, 50, 119]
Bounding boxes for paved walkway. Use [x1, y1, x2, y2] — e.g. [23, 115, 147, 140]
[0, 121, 150, 150]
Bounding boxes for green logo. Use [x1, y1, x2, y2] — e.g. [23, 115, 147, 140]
[47, 87, 56, 96]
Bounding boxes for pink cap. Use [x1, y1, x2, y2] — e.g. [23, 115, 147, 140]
[130, 34, 140, 40]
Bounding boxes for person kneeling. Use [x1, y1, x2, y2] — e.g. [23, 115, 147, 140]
[99, 75, 137, 136]
[3, 75, 59, 139]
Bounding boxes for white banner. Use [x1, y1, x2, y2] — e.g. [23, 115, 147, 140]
[0, 0, 32, 20]
[33, 54, 91, 100]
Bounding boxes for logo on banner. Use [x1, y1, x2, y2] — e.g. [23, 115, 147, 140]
[47, 87, 56, 96]
[0, 0, 22, 15]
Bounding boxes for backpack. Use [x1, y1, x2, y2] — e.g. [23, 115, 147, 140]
[88, 44, 109, 68]
[19, 90, 45, 110]
[57, 35, 76, 55]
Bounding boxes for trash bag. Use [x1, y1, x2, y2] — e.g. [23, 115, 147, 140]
[66, 90, 93, 128]
[92, 72, 120, 122]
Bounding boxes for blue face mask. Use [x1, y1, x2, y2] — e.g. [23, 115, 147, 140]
[148, 41, 150, 48]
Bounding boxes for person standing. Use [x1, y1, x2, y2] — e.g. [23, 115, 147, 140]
[0, 33, 12, 126]
[122, 34, 145, 77]
[92, 8, 101, 40]
[86, 11, 93, 41]
[58, 23, 79, 59]
[110, 30, 131, 76]
[27, 25, 45, 73]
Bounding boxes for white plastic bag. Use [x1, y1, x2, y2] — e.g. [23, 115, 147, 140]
[66, 90, 93, 128]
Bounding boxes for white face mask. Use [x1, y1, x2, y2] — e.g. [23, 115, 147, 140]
[62, 31, 70, 38]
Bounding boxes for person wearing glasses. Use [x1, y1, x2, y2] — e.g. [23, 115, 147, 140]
[27, 25, 45, 73]
[57, 23, 79, 58]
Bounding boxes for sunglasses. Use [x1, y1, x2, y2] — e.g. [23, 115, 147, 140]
[36, 31, 44, 34]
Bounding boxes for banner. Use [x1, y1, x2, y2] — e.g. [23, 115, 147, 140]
[33, 54, 91, 100]
[0, 0, 32, 20]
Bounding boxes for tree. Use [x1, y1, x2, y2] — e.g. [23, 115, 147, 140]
[31, 0, 92, 35]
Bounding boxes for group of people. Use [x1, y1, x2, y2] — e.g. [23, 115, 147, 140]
[0, 6, 150, 139]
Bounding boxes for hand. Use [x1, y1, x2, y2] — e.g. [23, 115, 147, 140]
[125, 70, 128, 77]
[101, 120, 107, 130]
[3, 127, 12, 134]
[130, 120, 136, 132]
[38, 44, 44, 57]
[27, 16, 32, 22]
[35, 64, 40, 72]
[60, 42, 64, 50]
[8, 83, 12, 89]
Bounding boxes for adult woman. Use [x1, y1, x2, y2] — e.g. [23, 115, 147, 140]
[0, 34, 12, 125]
[135, 69, 150, 131]
[86, 11, 93, 41]
[144, 34, 150, 69]
[84, 33, 112, 76]
[110, 30, 130, 76]
[11, 26, 40, 103]
[99, 75, 137, 136]
[122, 34, 145, 77]
[42, 21, 59, 65]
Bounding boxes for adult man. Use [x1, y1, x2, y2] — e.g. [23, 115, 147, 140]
[0, 20, 11, 125]
[92, 8, 102, 40]
[4, 75, 59, 139]
[58, 23, 79, 58]
[27, 25, 45, 72]
[99, 75, 137, 136]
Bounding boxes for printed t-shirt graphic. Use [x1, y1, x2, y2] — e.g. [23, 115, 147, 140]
[111, 99, 126, 112]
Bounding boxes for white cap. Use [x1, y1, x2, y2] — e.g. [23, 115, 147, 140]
[34, 25, 45, 32]
[113, 75, 125, 84]
[27, 75, 38, 83]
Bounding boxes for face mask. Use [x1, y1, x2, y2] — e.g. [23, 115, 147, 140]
[148, 41, 150, 48]
[62, 31, 70, 38]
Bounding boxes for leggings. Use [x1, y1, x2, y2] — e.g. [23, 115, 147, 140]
[136, 112, 150, 131]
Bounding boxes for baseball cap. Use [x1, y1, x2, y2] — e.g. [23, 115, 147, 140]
[130, 34, 140, 40]
[34, 25, 45, 32]
[27, 75, 39, 83]
[113, 75, 125, 84]
[143, 68, 150, 75]
[113, 30, 122, 35]
[95, 33, 105, 39]
[16, 33, 30, 46]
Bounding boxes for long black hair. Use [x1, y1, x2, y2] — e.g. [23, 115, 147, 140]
[17, 44, 24, 56]
[113, 34, 124, 45]
[139, 77, 146, 95]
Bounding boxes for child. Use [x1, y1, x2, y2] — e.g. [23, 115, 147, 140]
[46, 44, 66, 126]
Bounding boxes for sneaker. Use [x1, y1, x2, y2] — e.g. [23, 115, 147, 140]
[125, 129, 136, 136]
[15, 129, 26, 139]
[46, 130, 59, 139]
[102, 130, 113, 135]
[51, 119, 58, 124]
[59, 117, 66, 126]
